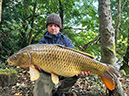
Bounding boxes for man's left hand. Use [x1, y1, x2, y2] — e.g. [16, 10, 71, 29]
[76, 71, 91, 76]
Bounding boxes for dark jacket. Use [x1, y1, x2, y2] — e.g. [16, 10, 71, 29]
[38, 31, 74, 49]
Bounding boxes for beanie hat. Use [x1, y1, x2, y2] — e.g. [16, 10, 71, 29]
[46, 13, 62, 29]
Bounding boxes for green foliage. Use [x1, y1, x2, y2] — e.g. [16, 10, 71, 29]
[0, 69, 17, 76]
[0, 0, 129, 66]
[121, 69, 126, 76]
[0, 62, 5, 68]
[1, 19, 29, 58]
[64, 29, 100, 59]
[110, 0, 129, 58]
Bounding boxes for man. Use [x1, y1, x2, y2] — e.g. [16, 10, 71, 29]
[33, 13, 89, 96]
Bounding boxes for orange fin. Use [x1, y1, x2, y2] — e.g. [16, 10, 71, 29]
[51, 73, 59, 85]
[100, 71, 115, 90]
[100, 65, 122, 90]
[29, 65, 40, 81]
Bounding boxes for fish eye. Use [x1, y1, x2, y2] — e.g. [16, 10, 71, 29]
[12, 56, 17, 60]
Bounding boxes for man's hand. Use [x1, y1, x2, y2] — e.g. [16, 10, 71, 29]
[35, 65, 42, 71]
[76, 71, 91, 76]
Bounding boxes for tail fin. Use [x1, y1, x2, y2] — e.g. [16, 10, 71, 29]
[100, 66, 121, 90]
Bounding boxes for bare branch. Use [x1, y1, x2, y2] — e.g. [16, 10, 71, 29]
[121, 0, 128, 11]
[83, 34, 100, 51]
[64, 27, 88, 31]
[28, 0, 37, 45]
[59, 0, 63, 32]
[115, 0, 121, 44]
[0, 0, 2, 22]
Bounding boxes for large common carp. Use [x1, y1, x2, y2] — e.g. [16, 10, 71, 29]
[7, 44, 121, 90]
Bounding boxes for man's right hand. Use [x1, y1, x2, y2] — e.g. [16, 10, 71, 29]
[35, 65, 42, 71]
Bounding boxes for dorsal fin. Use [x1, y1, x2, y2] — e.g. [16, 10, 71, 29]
[55, 44, 94, 59]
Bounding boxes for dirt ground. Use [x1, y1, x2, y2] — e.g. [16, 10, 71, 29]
[0, 66, 129, 96]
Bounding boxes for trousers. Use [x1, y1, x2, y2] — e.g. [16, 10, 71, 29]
[33, 73, 79, 96]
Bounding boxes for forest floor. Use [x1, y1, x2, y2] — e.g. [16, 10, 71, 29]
[0, 63, 129, 96]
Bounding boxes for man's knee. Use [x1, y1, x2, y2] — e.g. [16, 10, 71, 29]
[57, 76, 79, 95]
[33, 73, 54, 96]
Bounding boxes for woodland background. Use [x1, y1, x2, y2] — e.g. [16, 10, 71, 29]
[0, 0, 129, 96]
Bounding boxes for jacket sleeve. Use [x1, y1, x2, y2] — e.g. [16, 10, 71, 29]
[64, 36, 74, 49]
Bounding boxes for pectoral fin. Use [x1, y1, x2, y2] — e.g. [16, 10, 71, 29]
[29, 65, 40, 81]
[51, 73, 59, 85]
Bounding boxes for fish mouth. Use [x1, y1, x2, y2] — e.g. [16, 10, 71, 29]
[7, 62, 12, 65]
[7, 59, 13, 66]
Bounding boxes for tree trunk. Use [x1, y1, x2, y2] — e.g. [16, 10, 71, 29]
[59, 0, 63, 32]
[28, 0, 37, 45]
[98, 0, 125, 96]
[0, 0, 2, 22]
[115, 0, 121, 45]
[98, 0, 116, 65]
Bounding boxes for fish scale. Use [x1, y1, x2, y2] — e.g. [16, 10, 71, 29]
[38, 46, 95, 76]
[7, 44, 121, 90]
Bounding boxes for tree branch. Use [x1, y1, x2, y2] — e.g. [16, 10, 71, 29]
[0, 0, 2, 22]
[121, 0, 128, 11]
[83, 34, 100, 51]
[64, 27, 88, 30]
[115, 0, 121, 44]
[59, 0, 63, 32]
[28, 0, 37, 45]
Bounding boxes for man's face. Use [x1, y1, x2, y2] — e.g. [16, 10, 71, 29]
[47, 24, 60, 34]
